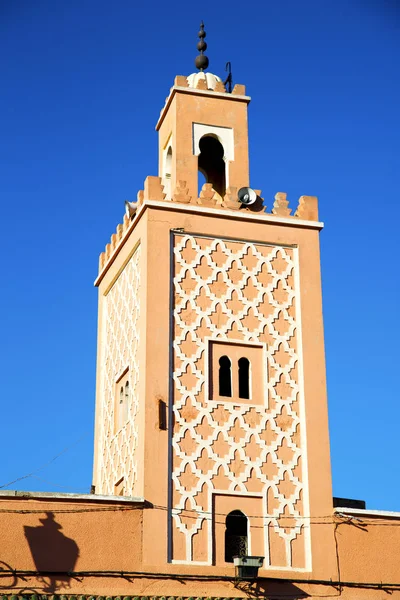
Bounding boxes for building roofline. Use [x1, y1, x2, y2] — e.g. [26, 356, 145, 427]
[0, 489, 145, 504]
[334, 506, 400, 520]
[156, 85, 251, 131]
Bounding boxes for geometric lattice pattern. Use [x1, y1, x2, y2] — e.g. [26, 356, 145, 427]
[96, 246, 141, 496]
[171, 234, 310, 569]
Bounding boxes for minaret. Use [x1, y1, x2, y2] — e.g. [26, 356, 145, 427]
[92, 23, 337, 577]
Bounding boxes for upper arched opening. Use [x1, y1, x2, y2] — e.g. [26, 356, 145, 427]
[198, 135, 226, 198]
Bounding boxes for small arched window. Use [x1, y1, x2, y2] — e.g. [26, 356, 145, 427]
[225, 510, 248, 563]
[198, 135, 226, 198]
[238, 357, 250, 399]
[163, 146, 172, 199]
[219, 355, 232, 397]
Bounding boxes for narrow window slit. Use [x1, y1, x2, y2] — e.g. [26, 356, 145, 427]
[158, 399, 167, 430]
[219, 355, 232, 397]
[238, 357, 250, 399]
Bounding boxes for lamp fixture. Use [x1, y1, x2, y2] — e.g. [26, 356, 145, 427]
[233, 555, 264, 580]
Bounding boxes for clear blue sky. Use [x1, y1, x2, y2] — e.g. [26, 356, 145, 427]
[0, 0, 399, 511]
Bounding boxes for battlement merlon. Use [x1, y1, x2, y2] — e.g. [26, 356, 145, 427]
[95, 176, 322, 286]
[156, 77, 250, 132]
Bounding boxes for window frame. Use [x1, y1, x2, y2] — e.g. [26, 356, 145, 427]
[114, 366, 130, 434]
[206, 339, 267, 406]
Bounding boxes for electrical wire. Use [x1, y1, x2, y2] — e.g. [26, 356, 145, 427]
[0, 504, 397, 593]
[30, 474, 89, 492]
[0, 432, 90, 490]
[0, 569, 399, 592]
[0, 500, 398, 528]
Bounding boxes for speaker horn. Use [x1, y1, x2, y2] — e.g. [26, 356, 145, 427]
[237, 187, 257, 206]
[125, 200, 137, 219]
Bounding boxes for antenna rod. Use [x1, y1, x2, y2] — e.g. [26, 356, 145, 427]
[224, 61, 233, 93]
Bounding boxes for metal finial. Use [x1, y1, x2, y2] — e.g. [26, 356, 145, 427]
[195, 21, 209, 72]
[224, 61, 233, 93]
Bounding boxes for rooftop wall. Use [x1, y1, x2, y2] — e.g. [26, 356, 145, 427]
[1, 493, 400, 597]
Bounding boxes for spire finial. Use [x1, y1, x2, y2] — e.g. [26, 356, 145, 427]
[195, 21, 209, 72]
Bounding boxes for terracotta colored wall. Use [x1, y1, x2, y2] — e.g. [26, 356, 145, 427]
[93, 216, 148, 499]
[334, 513, 400, 587]
[1, 495, 399, 598]
[130, 203, 337, 580]
[0, 496, 143, 595]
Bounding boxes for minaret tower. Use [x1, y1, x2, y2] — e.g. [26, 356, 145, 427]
[92, 24, 336, 578]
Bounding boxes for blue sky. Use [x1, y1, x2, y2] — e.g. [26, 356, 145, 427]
[0, 0, 399, 510]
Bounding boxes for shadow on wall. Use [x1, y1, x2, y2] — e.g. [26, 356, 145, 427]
[24, 512, 79, 593]
[236, 578, 310, 599]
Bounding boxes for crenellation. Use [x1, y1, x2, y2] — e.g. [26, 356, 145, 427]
[232, 83, 246, 95]
[97, 183, 320, 275]
[123, 213, 130, 231]
[196, 77, 208, 90]
[137, 189, 144, 205]
[222, 186, 241, 210]
[197, 182, 220, 207]
[99, 251, 105, 270]
[295, 195, 319, 221]
[174, 75, 188, 87]
[214, 80, 226, 93]
[272, 192, 292, 217]
[251, 189, 266, 213]
[173, 180, 191, 204]
[144, 176, 166, 202]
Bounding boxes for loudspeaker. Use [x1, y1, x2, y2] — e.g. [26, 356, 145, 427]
[125, 200, 137, 219]
[237, 187, 257, 205]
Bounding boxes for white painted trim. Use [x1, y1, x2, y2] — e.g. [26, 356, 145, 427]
[292, 246, 312, 572]
[146, 200, 324, 230]
[176, 230, 299, 250]
[334, 507, 400, 519]
[0, 490, 145, 503]
[205, 337, 268, 408]
[193, 123, 234, 161]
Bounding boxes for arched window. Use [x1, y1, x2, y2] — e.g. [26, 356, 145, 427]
[163, 146, 172, 199]
[219, 355, 232, 397]
[238, 357, 250, 399]
[124, 380, 130, 421]
[225, 510, 248, 563]
[198, 135, 226, 198]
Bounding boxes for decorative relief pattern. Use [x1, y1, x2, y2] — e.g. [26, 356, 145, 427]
[171, 234, 310, 569]
[97, 246, 141, 496]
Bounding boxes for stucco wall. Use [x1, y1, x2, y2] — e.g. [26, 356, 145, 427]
[0, 494, 143, 595]
[0, 495, 399, 598]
